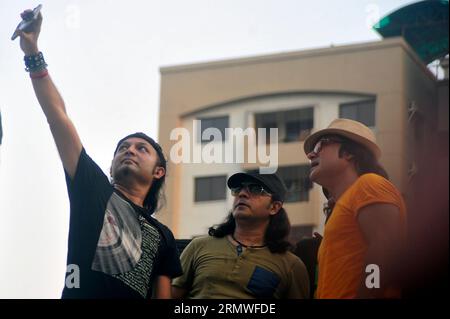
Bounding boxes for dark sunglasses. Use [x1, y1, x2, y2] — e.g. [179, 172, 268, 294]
[231, 183, 272, 197]
[312, 137, 343, 154]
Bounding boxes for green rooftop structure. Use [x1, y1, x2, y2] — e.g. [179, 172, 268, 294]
[374, 0, 449, 64]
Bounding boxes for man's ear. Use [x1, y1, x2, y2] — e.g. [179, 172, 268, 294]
[153, 166, 166, 180]
[342, 151, 354, 161]
[270, 201, 283, 216]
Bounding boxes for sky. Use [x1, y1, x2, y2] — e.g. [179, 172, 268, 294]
[0, 0, 415, 298]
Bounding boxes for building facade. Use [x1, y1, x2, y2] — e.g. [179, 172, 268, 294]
[157, 38, 446, 242]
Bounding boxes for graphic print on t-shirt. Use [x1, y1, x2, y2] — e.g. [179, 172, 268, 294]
[90, 192, 162, 298]
[91, 192, 143, 274]
[113, 214, 161, 298]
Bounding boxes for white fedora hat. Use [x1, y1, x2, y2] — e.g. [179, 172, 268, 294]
[303, 118, 381, 159]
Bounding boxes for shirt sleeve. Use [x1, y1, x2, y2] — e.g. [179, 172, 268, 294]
[63, 148, 112, 255]
[154, 224, 183, 279]
[171, 238, 198, 290]
[350, 173, 405, 217]
[64, 147, 111, 202]
[286, 257, 310, 299]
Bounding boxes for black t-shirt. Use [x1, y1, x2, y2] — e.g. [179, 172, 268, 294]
[61, 148, 182, 299]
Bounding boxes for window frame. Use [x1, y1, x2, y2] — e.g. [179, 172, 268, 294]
[339, 99, 376, 128]
[197, 115, 229, 144]
[194, 175, 228, 203]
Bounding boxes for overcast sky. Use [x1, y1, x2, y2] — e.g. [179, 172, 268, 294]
[0, 0, 414, 298]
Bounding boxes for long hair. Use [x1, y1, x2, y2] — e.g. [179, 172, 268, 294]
[208, 200, 292, 254]
[144, 143, 167, 214]
[319, 136, 387, 223]
[337, 136, 389, 179]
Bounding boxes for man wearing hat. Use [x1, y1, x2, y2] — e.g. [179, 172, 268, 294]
[171, 172, 310, 299]
[304, 118, 406, 298]
[16, 9, 182, 298]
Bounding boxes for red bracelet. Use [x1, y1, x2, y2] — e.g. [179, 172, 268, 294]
[30, 69, 49, 79]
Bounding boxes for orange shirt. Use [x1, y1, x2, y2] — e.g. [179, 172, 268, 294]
[316, 173, 406, 299]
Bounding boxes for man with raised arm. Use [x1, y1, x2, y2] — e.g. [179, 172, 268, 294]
[16, 9, 182, 299]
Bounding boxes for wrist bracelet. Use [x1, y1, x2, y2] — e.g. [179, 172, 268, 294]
[30, 69, 49, 79]
[24, 52, 48, 73]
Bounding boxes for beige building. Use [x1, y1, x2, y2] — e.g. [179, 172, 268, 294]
[157, 37, 448, 241]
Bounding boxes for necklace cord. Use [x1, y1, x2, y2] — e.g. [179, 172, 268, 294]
[231, 234, 267, 249]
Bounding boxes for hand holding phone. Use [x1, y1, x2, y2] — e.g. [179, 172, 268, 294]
[11, 4, 43, 41]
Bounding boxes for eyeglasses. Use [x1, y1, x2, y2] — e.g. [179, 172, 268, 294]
[312, 137, 343, 154]
[231, 183, 272, 197]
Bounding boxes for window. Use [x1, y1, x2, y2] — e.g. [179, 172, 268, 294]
[194, 175, 227, 202]
[277, 165, 312, 202]
[339, 99, 375, 127]
[197, 116, 229, 143]
[254, 107, 313, 143]
[284, 108, 314, 142]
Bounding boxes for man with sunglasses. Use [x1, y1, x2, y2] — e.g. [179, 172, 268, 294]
[304, 118, 406, 298]
[171, 172, 310, 299]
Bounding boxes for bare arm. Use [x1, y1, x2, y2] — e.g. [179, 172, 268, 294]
[356, 203, 402, 298]
[17, 10, 82, 179]
[153, 275, 172, 299]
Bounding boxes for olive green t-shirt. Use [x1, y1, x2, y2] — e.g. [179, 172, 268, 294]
[172, 236, 309, 299]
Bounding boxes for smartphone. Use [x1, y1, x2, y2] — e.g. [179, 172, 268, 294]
[11, 4, 43, 41]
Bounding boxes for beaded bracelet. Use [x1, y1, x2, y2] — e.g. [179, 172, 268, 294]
[24, 52, 48, 73]
[30, 69, 49, 79]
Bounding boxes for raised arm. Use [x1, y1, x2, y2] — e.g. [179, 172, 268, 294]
[17, 10, 82, 179]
